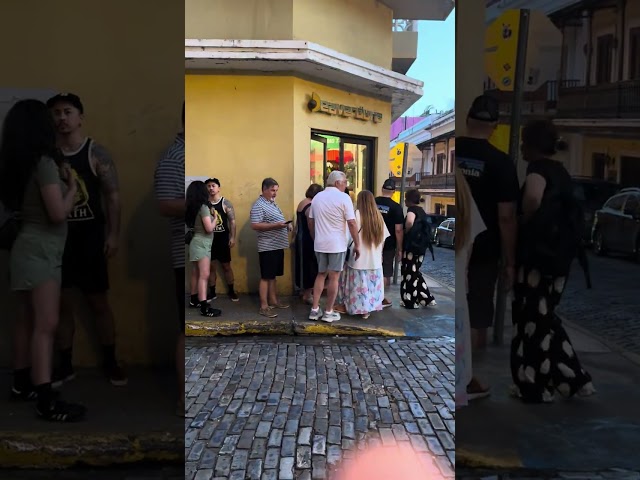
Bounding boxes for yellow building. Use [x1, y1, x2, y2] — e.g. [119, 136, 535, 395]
[185, 0, 454, 295]
[0, 0, 183, 367]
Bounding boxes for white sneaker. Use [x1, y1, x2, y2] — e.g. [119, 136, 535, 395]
[309, 308, 323, 321]
[321, 311, 341, 323]
[428, 299, 437, 306]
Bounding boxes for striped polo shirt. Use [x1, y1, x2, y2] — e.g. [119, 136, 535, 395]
[153, 133, 185, 269]
[250, 195, 290, 253]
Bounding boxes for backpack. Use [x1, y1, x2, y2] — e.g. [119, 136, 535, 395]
[522, 172, 592, 288]
[405, 213, 435, 261]
[0, 202, 19, 251]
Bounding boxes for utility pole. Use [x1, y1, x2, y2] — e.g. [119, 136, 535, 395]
[393, 143, 409, 285]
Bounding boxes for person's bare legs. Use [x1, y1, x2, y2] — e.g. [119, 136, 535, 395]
[31, 280, 60, 387]
[267, 279, 278, 306]
[12, 293, 34, 397]
[324, 271, 341, 312]
[312, 272, 328, 310]
[383, 277, 391, 303]
[259, 279, 270, 310]
[302, 288, 313, 302]
[197, 259, 210, 303]
[471, 328, 488, 351]
[208, 260, 217, 289]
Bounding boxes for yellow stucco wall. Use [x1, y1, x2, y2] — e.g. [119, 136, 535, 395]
[186, 74, 391, 294]
[583, 136, 640, 179]
[185, 0, 393, 69]
[427, 196, 456, 215]
[0, 0, 183, 367]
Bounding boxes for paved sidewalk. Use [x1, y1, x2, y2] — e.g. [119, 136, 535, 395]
[0, 368, 182, 468]
[456, 468, 640, 479]
[457, 313, 640, 471]
[185, 336, 455, 479]
[186, 278, 454, 339]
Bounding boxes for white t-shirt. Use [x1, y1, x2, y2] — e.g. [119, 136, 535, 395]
[347, 210, 390, 270]
[309, 187, 356, 253]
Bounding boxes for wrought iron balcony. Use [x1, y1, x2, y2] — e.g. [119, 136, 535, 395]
[556, 80, 640, 118]
[419, 173, 455, 190]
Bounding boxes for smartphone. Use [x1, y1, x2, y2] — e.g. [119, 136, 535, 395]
[285, 220, 293, 224]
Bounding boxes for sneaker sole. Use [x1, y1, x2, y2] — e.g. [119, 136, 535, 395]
[110, 379, 128, 387]
[52, 373, 76, 389]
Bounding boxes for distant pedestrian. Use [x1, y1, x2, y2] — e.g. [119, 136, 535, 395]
[375, 179, 404, 308]
[249, 178, 292, 318]
[335, 190, 389, 319]
[186, 181, 221, 318]
[510, 119, 595, 403]
[308, 170, 360, 323]
[294, 183, 323, 305]
[400, 189, 435, 309]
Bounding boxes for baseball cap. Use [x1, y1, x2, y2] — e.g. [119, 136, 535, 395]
[206, 178, 220, 186]
[467, 94, 499, 122]
[382, 179, 396, 191]
[46, 93, 84, 114]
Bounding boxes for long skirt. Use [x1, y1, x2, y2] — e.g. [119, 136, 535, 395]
[510, 264, 593, 403]
[337, 266, 384, 315]
[400, 250, 434, 308]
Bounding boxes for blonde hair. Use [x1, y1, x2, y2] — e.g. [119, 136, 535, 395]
[356, 190, 385, 249]
[455, 167, 471, 251]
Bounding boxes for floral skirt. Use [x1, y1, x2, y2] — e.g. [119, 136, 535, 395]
[337, 266, 384, 315]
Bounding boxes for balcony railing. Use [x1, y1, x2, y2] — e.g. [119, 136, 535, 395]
[420, 173, 454, 190]
[556, 80, 640, 118]
[483, 79, 581, 116]
[392, 19, 418, 32]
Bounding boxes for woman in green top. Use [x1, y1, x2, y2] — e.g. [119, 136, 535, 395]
[186, 180, 221, 317]
[0, 99, 85, 422]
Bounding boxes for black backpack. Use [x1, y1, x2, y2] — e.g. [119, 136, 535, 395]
[0, 202, 19, 251]
[406, 213, 435, 261]
[522, 173, 591, 288]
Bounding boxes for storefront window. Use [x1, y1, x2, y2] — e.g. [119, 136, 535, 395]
[309, 131, 373, 200]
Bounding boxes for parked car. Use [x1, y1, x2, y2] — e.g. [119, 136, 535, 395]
[434, 218, 455, 247]
[423, 214, 447, 238]
[571, 177, 620, 243]
[591, 187, 640, 261]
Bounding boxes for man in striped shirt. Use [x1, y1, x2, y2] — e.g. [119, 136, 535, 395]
[153, 102, 185, 416]
[250, 178, 292, 318]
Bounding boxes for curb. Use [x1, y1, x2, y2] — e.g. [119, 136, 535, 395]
[557, 313, 640, 367]
[186, 318, 405, 338]
[456, 448, 523, 470]
[0, 431, 182, 468]
[423, 273, 455, 294]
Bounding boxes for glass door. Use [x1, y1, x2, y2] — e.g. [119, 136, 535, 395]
[310, 134, 327, 186]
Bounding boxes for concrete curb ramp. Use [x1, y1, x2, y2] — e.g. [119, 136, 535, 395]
[186, 319, 405, 337]
[0, 431, 182, 468]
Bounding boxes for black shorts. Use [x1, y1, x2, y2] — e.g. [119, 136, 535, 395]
[382, 249, 396, 278]
[174, 267, 185, 333]
[466, 248, 500, 329]
[61, 229, 109, 294]
[211, 235, 231, 263]
[259, 249, 284, 280]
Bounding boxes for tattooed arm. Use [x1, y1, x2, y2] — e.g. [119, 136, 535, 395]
[91, 142, 121, 257]
[223, 198, 237, 248]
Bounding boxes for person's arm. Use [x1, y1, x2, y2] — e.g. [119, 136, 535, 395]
[223, 198, 237, 247]
[40, 161, 77, 224]
[90, 142, 121, 257]
[404, 211, 416, 231]
[394, 205, 404, 258]
[307, 204, 315, 240]
[496, 159, 521, 270]
[250, 204, 287, 231]
[153, 157, 185, 219]
[521, 173, 546, 222]
[200, 205, 215, 234]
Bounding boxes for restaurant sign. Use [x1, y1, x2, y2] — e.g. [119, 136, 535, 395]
[307, 93, 383, 123]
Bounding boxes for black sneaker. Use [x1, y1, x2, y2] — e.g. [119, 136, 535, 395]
[51, 365, 76, 389]
[207, 287, 217, 301]
[201, 307, 222, 317]
[36, 399, 86, 422]
[10, 385, 38, 401]
[228, 291, 239, 302]
[189, 298, 201, 308]
[105, 364, 128, 387]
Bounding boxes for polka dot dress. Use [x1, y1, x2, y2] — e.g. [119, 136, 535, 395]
[400, 251, 435, 309]
[510, 265, 593, 403]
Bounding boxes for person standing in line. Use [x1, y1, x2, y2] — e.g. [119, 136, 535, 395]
[153, 102, 187, 416]
[46, 93, 127, 388]
[205, 178, 239, 302]
[186, 181, 222, 318]
[307, 170, 360, 323]
[457, 95, 519, 350]
[1, 99, 86, 421]
[249, 178, 292, 318]
[401, 189, 436, 309]
[334, 190, 389, 319]
[294, 183, 324, 305]
[375, 178, 404, 308]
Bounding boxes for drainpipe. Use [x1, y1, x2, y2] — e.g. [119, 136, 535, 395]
[585, 9, 593, 87]
[617, 0, 626, 81]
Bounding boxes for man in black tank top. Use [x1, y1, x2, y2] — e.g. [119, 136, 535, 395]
[47, 93, 127, 387]
[205, 178, 239, 301]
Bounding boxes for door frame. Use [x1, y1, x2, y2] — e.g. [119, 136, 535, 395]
[310, 129, 376, 192]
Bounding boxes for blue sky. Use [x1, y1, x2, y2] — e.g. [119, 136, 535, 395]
[403, 9, 455, 117]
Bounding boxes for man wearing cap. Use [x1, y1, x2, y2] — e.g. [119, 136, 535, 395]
[375, 178, 404, 307]
[205, 178, 239, 302]
[46, 93, 127, 387]
[456, 95, 519, 360]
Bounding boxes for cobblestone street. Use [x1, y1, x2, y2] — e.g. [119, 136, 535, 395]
[421, 244, 455, 290]
[185, 336, 455, 479]
[557, 252, 640, 354]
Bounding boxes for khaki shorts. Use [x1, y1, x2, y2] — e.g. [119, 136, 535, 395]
[315, 251, 346, 273]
